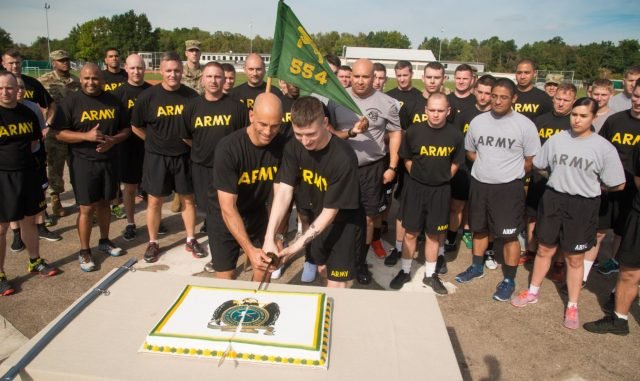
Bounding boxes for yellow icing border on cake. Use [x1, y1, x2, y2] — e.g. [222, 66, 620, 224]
[142, 299, 333, 368]
[150, 286, 326, 351]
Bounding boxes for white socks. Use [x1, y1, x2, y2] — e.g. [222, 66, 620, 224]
[401, 258, 412, 274]
[425, 261, 436, 277]
[529, 284, 540, 295]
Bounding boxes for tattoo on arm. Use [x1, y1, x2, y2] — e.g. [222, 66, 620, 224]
[301, 224, 319, 248]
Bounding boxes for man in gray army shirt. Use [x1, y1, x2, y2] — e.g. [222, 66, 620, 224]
[327, 58, 402, 285]
[38, 50, 80, 218]
[455, 78, 541, 302]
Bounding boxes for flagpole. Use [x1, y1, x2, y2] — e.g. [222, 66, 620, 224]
[265, 77, 272, 93]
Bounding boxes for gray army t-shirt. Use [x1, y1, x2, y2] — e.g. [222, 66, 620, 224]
[534, 130, 625, 198]
[465, 111, 540, 184]
[608, 92, 631, 113]
[328, 88, 401, 166]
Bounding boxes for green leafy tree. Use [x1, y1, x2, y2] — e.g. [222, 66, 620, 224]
[109, 10, 158, 54]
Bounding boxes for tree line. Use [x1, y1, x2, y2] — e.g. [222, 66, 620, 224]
[1, 10, 637, 79]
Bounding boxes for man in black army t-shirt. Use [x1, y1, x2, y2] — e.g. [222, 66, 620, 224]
[390, 93, 464, 294]
[0, 71, 58, 296]
[229, 53, 283, 110]
[209, 92, 286, 281]
[181, 62, 248, 272]
[53, 64, 130, 272]
[263, 96, 364, 288]
[112, 54, 152, 241]
[131, 51, 204, 263]
[102, 48, 128, 93]
[514, 59, 552, 121]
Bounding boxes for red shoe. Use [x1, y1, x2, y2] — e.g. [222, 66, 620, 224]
[518, 251, 535, 265]
[371, 240, 386, 258]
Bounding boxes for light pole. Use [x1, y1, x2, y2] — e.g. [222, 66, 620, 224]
[44, 3, 51, 67]
[437, 27, 444, 61]
[249, 22, 253, 53]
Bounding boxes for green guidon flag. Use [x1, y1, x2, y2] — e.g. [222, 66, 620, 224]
[268, 0, 363, 116]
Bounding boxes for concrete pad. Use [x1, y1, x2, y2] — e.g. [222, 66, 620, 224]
[0, 314, 28, 364]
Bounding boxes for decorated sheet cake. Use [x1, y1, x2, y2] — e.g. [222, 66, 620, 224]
[141, 285, 332, 368]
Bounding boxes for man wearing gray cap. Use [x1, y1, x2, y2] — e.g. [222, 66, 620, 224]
[38, 50, 80, 218]
[182, 40, 203, 93]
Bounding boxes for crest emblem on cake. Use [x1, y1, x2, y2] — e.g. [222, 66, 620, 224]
[208, 298, 280, 335]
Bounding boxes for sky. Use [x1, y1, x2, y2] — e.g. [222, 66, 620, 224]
[4, 0, 640, 49]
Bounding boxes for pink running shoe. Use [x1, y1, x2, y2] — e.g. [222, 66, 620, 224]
[563, 306, 579, 330]
[511, 289, 539, 307]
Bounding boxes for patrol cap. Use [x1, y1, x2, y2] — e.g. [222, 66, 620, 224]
[50, 50, 70, 61]
[185, 40, 201, 51]
[545, 73, 564, 85]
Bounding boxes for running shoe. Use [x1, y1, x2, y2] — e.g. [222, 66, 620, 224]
[111, 205, 126, 219]
[493, 279, 515, 302]
[10, 233, 25, 252]
[0, 275, 14, 296]
[122, 224, 136, 242]
[38, 225, 62, 241]
[564, 305, 580, 330]
[485, 250, 498, 270]
[186, 239, 207, 259]
[598, 258, 619, 275]
[510, 289, 539, 307]
[28, 258, 58, 276]
[384, 248, 401, 267]
[371, 240, 386, 258]
[444, 238, 456, 252]
[301, 261, 317, 283]
[583, 314, 629, 335]
[144, 242, 160, 263]
[390, 270, 411, 290]
[455, 265, 485, 283]
[157, 222, 169, 235]
[461, 232, 473, 249]
[436, 255, 448, 274]
[423, 273, 448, 295]
[98, 239, 123, 257]
[78, 251, 96, 272]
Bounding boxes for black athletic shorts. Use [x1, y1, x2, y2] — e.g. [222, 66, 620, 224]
[70, 158, 118, 205]
[0, 169, 46, 222]
[118, 136, 145, 184]
[617, 209, 640, 269]
[208, 207, 268, 272]
[192, 161, 213, 214]
[535, 188, 599, 254]
[142, 152, 193, 197]
[525, 173, 548, 218]
[358, 158, 386, 217]
[34, 148, 48, 190]
[598, 187, 634, 235]
[450, 166, 471, 201]
[308, 208, 365, 282]
[402, 181, 450, 234]
[468, 178, 524, 239]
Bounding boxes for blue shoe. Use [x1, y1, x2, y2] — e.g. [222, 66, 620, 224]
[455, 265, 485, 283]
[493, 279, 516, 302]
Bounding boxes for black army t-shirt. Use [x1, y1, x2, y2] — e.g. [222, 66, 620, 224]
[278, 135, 360, 219]
[386, 88, 423, 130]
[403, 95, 428, 126]
[53, 91, 127, 161]
[600, 109, 640, 174]
[229, 82, 283, 110]
[514, 87, 552, 121]
[102, 70, 128, 92]
[130, 84, 198, 156]
[22, 75, 52, 108]
[457, 105, 486, 136]
[182, 94, 248, 167]
[0, 103, 41, 170]
[448, 93, 477, 133]
[399, 122, 465, 186]
[535, 112, 571, 145]
[113, 81, 151, 150]
[212, 128, 286, 214]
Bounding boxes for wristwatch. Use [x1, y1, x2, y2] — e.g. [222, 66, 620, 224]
[347, 128, 357, 138]
[388, 166, 397, 172]
[275, 233, 285, 242]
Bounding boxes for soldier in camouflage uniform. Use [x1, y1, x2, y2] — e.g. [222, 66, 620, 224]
[182, 40, 203, 93]
[38, 50, 80, 217]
